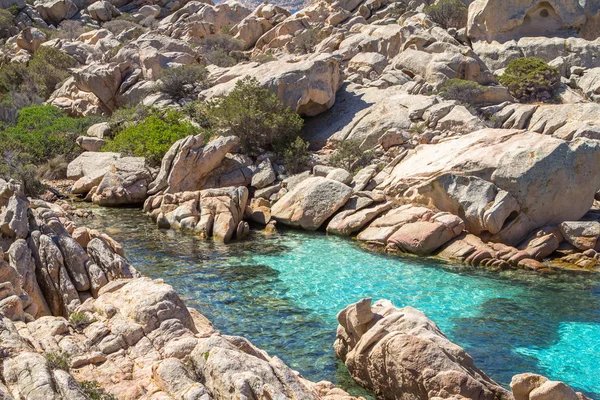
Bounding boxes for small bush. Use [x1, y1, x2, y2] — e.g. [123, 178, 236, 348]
[252, 50, 276, 64]
[329, 139, 374, 172]
[45, 351, 70, 371]
[104, 109, 201, 166]
[200, 34, 245, 67]
[69, 312, 91, 330]
[0, 9, 15, 39]
[160, 64, 208, 101]
[206, 76, 304, 157]
[292, 28, 325, 54]
[103, 19, 143, 36]
[438, 79, 485, 105]
[424, 0, 468, 29]
[53, 20, 90, 40]
[499, 57, 560, 103]
[79, 380, 117, 400]
[28, 46, 78, 99]
[283, 136, 310, 174]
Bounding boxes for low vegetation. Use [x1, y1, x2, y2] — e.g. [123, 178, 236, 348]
[438, 79, 485, 105]
[206, 76, 305, 158]
[45, 351, 70, 371]
[292, 27, 326, 54]
[69, 312, 91, 330]
[329, 139, 374, 172]
[0, 105, 99, 195]
[424, 0, 468, 29]
[283, 137, 311, 174]
[200, 34, 245, 67]
[104, 109, 201, 166]
[159, 64, 208, 101]
[499, 57, 560, 103]
[79, 380, 117, 400]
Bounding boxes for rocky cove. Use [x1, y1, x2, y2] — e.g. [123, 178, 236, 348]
[1, 0, 600, 398]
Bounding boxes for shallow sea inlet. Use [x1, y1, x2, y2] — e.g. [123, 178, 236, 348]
[82, 206, 600, 399]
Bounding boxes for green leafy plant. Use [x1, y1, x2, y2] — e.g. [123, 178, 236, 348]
[104, 109, 201, 166]
[424, 0, 468, 29]
[283, 136, 310, 174]
[28, 46, 78, 99]
[206, 76, 304, 157]
[159, 64, 208, 101]
[0, 8, 15, 39]
[79, 380, 117, 400]
[45, 351, 70, 371]
[438, 79, 485, 105]
[499, 57, 560, 103]
[69, 312, 91, 330]
[329, 139, 374, 172]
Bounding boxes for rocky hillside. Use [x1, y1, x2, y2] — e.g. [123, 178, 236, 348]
[0, 0, 600, 398]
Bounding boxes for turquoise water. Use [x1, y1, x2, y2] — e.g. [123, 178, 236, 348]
[81, 206, 600, 399]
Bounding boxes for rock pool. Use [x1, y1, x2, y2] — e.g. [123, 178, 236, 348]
[82, 206, 600, 399]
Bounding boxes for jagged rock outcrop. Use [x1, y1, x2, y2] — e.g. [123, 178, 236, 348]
[204, 53, 342, 117]
[468, 0, 600, 43]
[90, 157, 155, 206]
[144, 186, 248, 242]
[335, 298, 513, 400]
[230, 3, 291, 49]
[67, 152, 122, 195]
[271, 177, 353, 230]
[148, 135, 240, 195]
[377, 129, 600, 246]
[158, 0, 251, 43]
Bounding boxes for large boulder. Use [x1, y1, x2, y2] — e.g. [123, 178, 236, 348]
[510, 373, 591, 400]
[91, 157, 154, 206]
[468, 0, 600, 42]
[378, 129, 600, 245]
[335, 298, 512, 400]
[148, 135, 239, 195]
[204, 53, 342, 117]
[271, 177, 352, 230]
[86, 0, 120, 22]
[67, 152, 121, 194]
[34, 0, 78, 25]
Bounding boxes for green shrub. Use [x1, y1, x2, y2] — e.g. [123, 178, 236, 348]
[160, 64, 208, 101]
[424, 0, 468, 29]
[206, 76, 304, 157]
[329, 139, 374, 172]
[53, 20, 90, 40]
[0, 105, 98, 196]
[79, 380, 117, 400]
[438, 79, 485, 105]
[104, 109, 201, 166]
[499, 57, 560, 102]
[28, 46, 78, 99]
[283, 137, 310, 174]
[69, 312, 91, 330]
[0, 62, 32, 94]
[0, 9, 15, 39]
[200, 34, 245, 67]
[45, 351, 70, 371]
[252, 50, 276, 64]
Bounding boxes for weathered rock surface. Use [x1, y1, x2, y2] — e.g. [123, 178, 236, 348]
[148, 135, 240, 195]
[271, 177, 352, 230]
[204, 53, 342, 117]
[511, 373, 591, 400]
[378, 129, 600, 246]
[335, 298, 512, 400]
[90, 157, 154, 206]
[144, 186, 249, 242]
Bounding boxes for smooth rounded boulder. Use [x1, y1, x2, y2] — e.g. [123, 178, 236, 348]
[271, 177, 352, 230]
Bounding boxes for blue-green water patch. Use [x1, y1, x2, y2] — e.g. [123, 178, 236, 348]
[81, 206, 600, 398]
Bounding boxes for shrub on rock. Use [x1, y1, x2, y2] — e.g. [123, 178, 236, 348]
[206, 76, 304, 157]
[330, 139, 374, 172]
[438, 78, 485, 105]
[160, 64, 208, 101]
[424, 0, 468, 29]
[104, 109, 202, 166]
[200, 34, 245, 67]
[499, 58, 560, 103]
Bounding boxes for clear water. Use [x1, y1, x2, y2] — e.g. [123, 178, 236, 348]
[80, 206, 600, 399]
